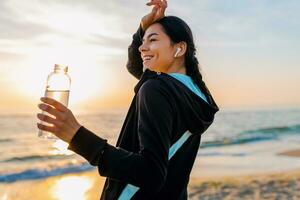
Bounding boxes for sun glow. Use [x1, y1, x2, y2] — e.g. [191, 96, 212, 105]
[50, 140, 74, 156]
[52, 176, 93, 200]
[13, 50, 113, 107]
[0, 193, 8, 200]
[5, 4, 119, 107]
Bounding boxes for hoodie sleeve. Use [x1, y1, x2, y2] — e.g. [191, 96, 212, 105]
[67, 79, 173, 194]
[126, 24, 145, 80]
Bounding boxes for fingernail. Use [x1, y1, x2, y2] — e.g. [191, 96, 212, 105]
[39, 104, 45, 109]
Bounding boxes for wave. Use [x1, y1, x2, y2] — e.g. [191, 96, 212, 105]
[2, 154, 68, 163]
[200, 134, 276, 148]
[197, 152, 247, 157]
[241, 124, 300, 135]
[0, 163, 94, 183]
[200, 124, 300, 149]
[0, 138, 13, 143]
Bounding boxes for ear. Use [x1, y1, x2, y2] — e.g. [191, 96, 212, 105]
[174, 42, 187, 57]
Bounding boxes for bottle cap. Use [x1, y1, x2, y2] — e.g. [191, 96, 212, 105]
[54, 64, 68, 73]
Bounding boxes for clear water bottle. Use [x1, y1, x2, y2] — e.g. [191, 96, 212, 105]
[38, 64, 71, 139]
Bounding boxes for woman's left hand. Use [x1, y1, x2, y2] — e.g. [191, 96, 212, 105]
[37, 97, 81, 143]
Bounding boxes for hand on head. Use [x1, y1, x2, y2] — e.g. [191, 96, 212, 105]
[141, 0, 168, 31]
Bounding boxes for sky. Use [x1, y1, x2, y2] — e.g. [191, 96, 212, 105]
[0, 0, 299, 114]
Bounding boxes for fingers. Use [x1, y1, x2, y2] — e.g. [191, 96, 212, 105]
[141, 0, 167, 31]
[157, 2, 166, 16]
[37, 122, 58, 134]
[162, 0, 167, 8]
[38, 103, 66, 121]
[146, 0, 166, 7]
[37, 113, 64, 127]
[146, 0, 167, 16]
[40, 97, 68, 112]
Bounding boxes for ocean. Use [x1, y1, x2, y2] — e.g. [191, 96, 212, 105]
[1, 106, 300, 183]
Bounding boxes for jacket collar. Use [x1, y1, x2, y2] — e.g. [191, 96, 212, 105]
[134, 68, 160, 94]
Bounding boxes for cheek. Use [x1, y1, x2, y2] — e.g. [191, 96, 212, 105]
[157, 50, 173, 64]
[147, 43, 174, 69]
[152, 46, 172, 61]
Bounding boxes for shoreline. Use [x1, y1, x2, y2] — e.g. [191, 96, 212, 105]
[277, 148, 300, 157]
[1, 167, 300, 200]
[1, 149, 300, 199]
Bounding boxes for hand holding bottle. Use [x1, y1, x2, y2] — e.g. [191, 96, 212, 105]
[38, 64, 72, 139]
[37, 97, 81, 143]
[141, 0, 168, 31]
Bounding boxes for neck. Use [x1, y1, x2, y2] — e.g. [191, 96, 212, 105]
[166, 67, 186, 74]
[165, 59, 186, 75]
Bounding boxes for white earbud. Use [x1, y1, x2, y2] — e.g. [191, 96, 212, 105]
[174, 48, 181, 57]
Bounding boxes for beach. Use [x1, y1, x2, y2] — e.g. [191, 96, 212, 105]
[189, 165, 300, 199]
[1, 149, 299, 200]
[1, 108, 300, 199]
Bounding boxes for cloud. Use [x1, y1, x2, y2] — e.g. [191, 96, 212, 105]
[0, 15, 53, 39]
[0, 51, 26, 61]
[168, 0, 300, 48]
[85, 33, 131, 51]
[0, 1, 54, 39]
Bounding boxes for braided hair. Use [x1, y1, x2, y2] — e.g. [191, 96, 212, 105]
[156, 16, 214, 102]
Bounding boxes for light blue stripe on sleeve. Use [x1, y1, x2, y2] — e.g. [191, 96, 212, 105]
[168, 131, 192, 159]
[118, 130, 193, 200]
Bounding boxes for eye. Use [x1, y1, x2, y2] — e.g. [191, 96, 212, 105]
[141, 38, 156, 45]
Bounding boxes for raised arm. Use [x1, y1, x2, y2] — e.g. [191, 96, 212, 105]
[126, 24, 145, 80]
[126, 0, 168, 79]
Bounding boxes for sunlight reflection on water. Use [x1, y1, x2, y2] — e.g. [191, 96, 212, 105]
[0, 193, 8, 200]
[50, 140, 74, 155]
[51, 176, 93, 200]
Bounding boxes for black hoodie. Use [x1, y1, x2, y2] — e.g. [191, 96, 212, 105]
[68, 25, 219, 200]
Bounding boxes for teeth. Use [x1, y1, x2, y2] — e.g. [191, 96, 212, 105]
[143, 56, 153, 61]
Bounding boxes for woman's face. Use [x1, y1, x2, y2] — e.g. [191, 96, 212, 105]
[139, 23, 177, 72]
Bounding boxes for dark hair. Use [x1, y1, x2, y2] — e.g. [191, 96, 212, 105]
[155, 16, 214, 102]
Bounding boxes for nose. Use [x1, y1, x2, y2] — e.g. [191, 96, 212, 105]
[138, 42, 148, 53]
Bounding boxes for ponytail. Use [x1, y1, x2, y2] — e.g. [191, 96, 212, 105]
[185, 45, 213, 102]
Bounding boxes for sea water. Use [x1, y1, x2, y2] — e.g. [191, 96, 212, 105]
[1, 107, 300, 183]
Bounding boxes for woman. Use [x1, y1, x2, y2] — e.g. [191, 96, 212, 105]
[37, 0, 219, 199]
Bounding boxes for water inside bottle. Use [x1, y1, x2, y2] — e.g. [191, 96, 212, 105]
[44, 89, 70, 107]
[38, 90, 70, 139]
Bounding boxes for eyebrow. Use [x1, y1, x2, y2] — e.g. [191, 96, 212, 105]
[142, 33, 158, 41]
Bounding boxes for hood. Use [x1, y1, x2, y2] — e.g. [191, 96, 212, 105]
[134, 69, 219, 135]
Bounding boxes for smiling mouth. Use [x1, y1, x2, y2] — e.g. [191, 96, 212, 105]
[142, 55, 154, 62]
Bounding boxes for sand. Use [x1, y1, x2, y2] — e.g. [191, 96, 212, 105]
[189, 168, 300, 200]
[277, 148, 300, 157]
[1, 149, 300, 200]
[189, 149, 300, 200]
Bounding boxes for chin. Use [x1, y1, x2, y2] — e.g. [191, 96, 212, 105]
[144, 65, 154, 71]
[143, 62, 162, 72]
